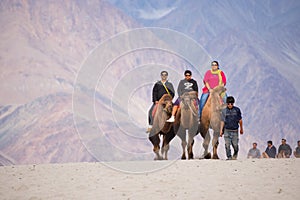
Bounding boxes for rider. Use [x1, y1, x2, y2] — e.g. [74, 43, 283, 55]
[199, 61, 227, 119]
[146, 71, 175, 133]
[166, 70, 198, 122]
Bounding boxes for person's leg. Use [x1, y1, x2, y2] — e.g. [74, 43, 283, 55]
[231, 131, 239, 159]
[262, 152, 269, 158]
[199, 93, 208, 118]
[166, 98, 180, 122]
[148, 103, 155, 125]
[277, 150, 284, 158]
[166, 106, 177, 122]
[222, 93, 227, 104]
[224, 130, 232, 159]
[146, 103, 155, 133]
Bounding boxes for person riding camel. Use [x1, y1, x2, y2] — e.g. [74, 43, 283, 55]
[146, 71, 175, 133]
[166, 70, 198, 122]
[199, 61, 227, 119]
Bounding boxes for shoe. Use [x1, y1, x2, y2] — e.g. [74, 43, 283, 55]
[233, 152, 238, 160]
[166, 116, 175, 122]
[146, 126, 152, 133]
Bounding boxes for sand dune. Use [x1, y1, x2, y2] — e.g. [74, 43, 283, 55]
[0, 159, 299, 200]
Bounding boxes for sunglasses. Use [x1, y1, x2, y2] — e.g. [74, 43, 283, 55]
[161, 73, 168, 76]
[211, 64, 218, 66]
[228, 103, 233, 105]
[185, 74, 191, 77]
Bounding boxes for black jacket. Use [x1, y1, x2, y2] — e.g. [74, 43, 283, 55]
[152, 81, 175, 102]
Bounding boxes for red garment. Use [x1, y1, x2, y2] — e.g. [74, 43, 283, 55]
[202, 70, 226, 93]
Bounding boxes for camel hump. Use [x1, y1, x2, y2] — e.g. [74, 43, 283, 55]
[159, 94, 172, 103]
[181, 91, 198, 99]
[188, 91, 198, 97]
[212, 85, 226, 94]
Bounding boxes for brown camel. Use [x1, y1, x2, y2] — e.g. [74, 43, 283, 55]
[199, 85, 226, 159]
[148, 94, 176, 160]
[174, 91, 199, 159]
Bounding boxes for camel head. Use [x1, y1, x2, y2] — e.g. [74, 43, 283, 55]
[180, 91, 198, 110]
[180, 91, 198, 111]
[160, 94, 173, 114]
[211, 85, 226, 95]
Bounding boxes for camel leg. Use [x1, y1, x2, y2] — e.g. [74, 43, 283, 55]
[161, 128, 176, 160]
[200, 130, 211, 159]
[199, 116, 211, 159]
[176, 126, 187, 160]
[161, 144, 169, 160]
[149, 133, 162, 160]
[187, 133, 195, 159]
[177, 130, 187, 160]
[212, 131, 220, 159]
[181, 140, 187, 160]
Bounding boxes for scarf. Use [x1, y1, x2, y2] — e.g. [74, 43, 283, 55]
[210, 69, 223, 86]
[210, 69, 225, 98]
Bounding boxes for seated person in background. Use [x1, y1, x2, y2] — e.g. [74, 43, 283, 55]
[262, 140, 277, 158]
[294, 140, 300, 158]
[247, 142, 261, 158]
[277, 138, 292, 158]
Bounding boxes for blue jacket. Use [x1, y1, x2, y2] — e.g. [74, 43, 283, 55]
[265, 146, 277, 158]
[221, 106, 242, 130]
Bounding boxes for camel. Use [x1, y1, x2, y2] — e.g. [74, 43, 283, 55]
[148, 94, 176, 160]
[174, 91, 199, 159]
[199, 85, 226, 159]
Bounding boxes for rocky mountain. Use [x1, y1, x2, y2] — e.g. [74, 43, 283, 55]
[1, 0, 300, 165]
[106, 0, 300, 154]
[0, 0, 143, 164]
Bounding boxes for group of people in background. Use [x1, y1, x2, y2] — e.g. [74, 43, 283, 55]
[247, 139, 300, 159]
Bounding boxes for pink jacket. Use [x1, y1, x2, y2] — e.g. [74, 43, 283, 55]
[202, 70, 226, 93]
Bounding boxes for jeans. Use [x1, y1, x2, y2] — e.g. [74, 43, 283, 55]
[199, 93, 209, 118]
[148, 103, 155, 125]
[224, 129, 239, 159]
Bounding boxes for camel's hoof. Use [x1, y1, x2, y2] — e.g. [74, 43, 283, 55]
[181, 155, 186, 160]
[188, 153, 194, 160]
[212, 155, 219, 159]
[204, 152, 212, 159]
[154, 156, 163, 160]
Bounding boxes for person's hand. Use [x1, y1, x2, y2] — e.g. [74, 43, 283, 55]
[220, 130, 223, 137]
[155, 101, 159, 104]
[240, 128, 244, 135]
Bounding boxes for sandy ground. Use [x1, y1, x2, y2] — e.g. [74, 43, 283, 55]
[0, 158, 299, 200]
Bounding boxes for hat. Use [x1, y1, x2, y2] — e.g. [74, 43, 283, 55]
[184, 70, 192, 76]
